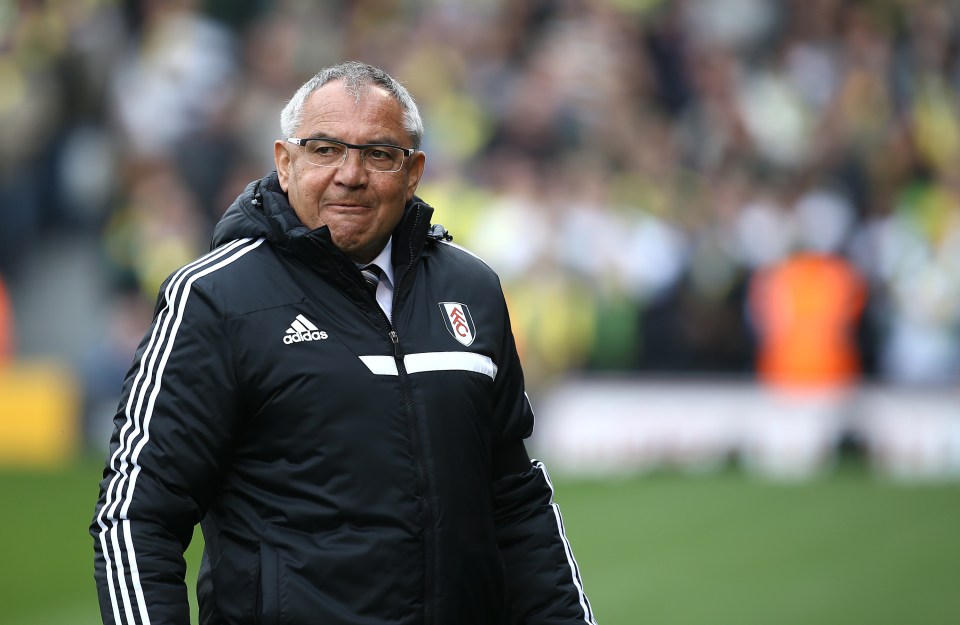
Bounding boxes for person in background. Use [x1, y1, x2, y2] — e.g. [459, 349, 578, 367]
[743, 186, 868, 477]
[91, 61, 596, 625]
[0, 273, 13, 367]
[748, 188, 867, 391]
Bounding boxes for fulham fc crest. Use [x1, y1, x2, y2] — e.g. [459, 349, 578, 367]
[439, 302, 476, 346]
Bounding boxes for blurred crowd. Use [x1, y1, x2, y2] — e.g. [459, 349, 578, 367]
[2, 0, 960, 413]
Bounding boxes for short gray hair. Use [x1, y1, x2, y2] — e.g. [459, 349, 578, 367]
[280, 61, 424, 149]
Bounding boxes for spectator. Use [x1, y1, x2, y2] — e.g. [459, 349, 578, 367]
[0, 273, 13, 367]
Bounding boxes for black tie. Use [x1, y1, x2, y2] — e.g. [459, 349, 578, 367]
[360, 263, 381, 297]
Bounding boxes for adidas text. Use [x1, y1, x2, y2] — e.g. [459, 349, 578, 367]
[283, 330, 328, 344]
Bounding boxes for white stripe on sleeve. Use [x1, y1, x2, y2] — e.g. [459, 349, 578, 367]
[95, 238, 264, 625]
[533, 459, 597, 625]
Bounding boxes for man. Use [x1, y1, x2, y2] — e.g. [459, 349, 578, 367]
[91, 61, 596, 625]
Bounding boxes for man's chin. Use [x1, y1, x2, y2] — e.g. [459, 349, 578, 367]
[330, 236, 378, 264]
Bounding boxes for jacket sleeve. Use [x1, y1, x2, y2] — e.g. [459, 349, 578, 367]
[90, 273, 239, 625]
[491, 300, 598, 625]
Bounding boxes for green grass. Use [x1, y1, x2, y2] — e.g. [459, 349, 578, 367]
[1, 456, 958, 625]
[0, 455, 204, 625]
[558, 468, 960, 625]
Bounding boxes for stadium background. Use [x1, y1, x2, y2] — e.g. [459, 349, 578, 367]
[1, 0, 959, 623]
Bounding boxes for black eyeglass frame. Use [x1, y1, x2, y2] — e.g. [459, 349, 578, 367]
[285, 137, 415, 172]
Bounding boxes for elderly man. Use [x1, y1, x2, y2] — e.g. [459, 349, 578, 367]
[92, 61, 596, 625]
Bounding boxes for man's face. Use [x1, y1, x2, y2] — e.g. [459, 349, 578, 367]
[275, 81, 425, 264]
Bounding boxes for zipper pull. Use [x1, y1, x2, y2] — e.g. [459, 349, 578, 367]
[389, 330, 400, 357]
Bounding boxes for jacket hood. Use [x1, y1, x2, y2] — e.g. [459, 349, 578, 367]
[211, 171, 308, 248]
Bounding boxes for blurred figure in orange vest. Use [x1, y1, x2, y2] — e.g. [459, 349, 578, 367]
[742, 187, 868, 479]
[748, 188, 866, 391]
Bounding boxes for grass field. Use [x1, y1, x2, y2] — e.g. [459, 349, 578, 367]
[1, 455, 958, 625]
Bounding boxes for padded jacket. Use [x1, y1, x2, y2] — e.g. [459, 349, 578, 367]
[91, 171, 596, 625]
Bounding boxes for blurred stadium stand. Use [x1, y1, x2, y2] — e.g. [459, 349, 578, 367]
[536, 378, 960, 480]
[1, 0, 959, 477]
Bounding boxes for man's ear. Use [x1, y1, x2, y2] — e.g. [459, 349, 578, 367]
[405, 151, 426, 202]
[274, 140, 291, 191]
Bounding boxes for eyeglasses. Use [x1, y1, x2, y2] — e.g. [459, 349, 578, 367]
[286, 137, 415, 173]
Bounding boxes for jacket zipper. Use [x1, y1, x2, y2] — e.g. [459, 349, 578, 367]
[311, 224, 436, 625]
[388, 328, 435, 625]
[388, 209, 436, 625]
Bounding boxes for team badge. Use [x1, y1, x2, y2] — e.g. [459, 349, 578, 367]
[439, 302, 476, 346]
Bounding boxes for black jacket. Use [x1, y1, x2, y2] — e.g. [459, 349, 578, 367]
[91, 171, 596, 625]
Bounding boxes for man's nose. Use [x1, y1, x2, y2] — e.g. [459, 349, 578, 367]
[334, 148, 368, 185]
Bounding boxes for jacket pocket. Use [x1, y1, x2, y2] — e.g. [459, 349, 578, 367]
[258, 542, 280, 625]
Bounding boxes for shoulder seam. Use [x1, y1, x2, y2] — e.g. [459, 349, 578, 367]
[436, 239, 497, 273]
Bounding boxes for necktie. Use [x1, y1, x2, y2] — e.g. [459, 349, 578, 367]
[360, 263, 381, 297]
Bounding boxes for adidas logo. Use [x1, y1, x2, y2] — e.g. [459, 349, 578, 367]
[283, 314, 329, 344]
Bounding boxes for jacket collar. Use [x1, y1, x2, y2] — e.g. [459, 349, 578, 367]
[212, 170, 438, 301]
